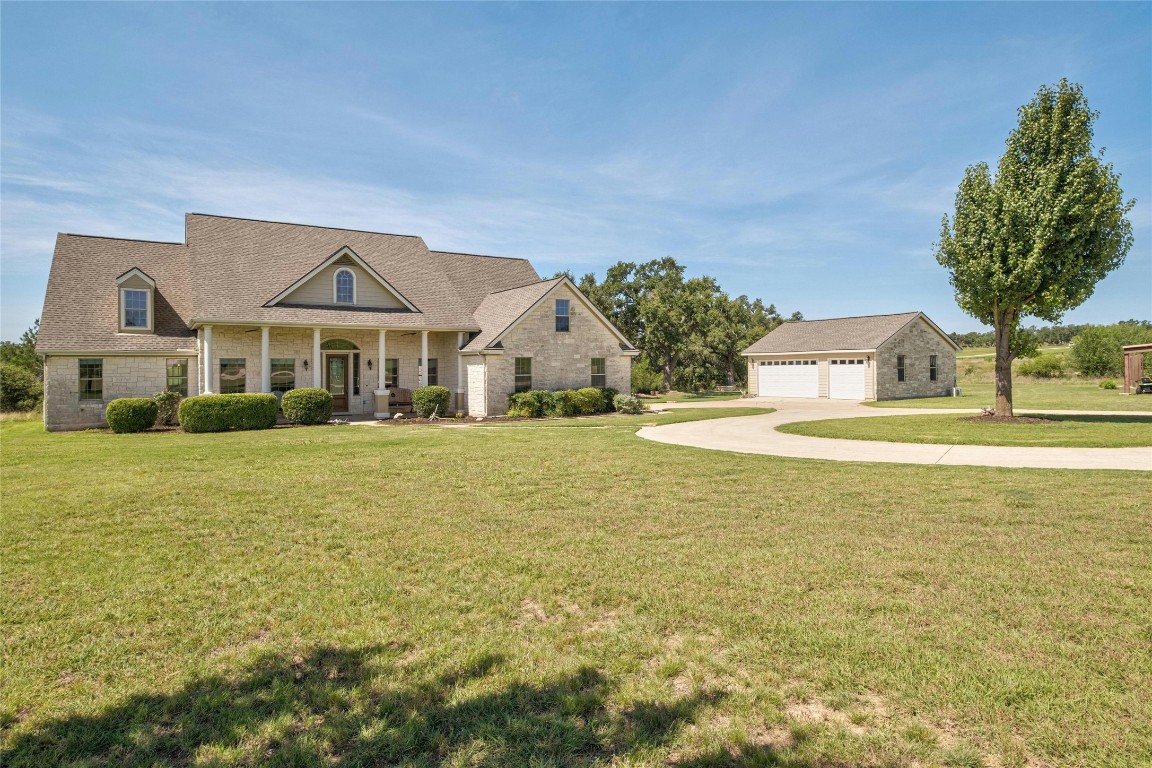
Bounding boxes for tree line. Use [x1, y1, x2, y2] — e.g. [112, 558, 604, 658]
[561, 257, 801, 393]
[0, 320, 43, 411]
[949, 319, 1151, 349]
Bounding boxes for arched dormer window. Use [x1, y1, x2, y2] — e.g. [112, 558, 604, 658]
[334, 269, 355, 304]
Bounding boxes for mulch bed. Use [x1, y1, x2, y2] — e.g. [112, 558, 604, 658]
[959, 415, 1057, 424]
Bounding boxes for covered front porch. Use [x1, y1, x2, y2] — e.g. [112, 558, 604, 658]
[195, 324, 470, 416]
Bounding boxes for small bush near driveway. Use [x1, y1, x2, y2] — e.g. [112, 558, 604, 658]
[105, 398, 159, 433]
[179, 393, 278, 433]
[613, 394, 645, 414]
[281, 388, 333, 425]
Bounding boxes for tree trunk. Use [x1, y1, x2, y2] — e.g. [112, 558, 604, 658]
[726, 358, 735, 387]
[662, 359, 673, 391]
[993, 312, 1015, 417]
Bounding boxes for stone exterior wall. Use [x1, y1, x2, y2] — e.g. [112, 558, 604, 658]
[875, 317, 957, 400]
[43, 354, 200, 431]
[480, 285, 633, 415]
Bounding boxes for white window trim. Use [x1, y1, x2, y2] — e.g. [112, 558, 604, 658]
[119, 287, 153, 332]
[332, 268, 357, 305]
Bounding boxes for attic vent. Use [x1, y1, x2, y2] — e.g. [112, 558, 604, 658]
[333, 255, 356, 266]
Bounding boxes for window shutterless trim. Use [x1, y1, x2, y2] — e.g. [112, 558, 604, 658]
[166, 358, 189, 397]
[333, 268, 356, 304]
[119, 287, 153, 332]
[79, 358, 103, 401]
[555, 299, 570, 332]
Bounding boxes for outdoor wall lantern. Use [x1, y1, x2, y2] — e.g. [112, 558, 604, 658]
[302, 360, 309, 371]
[366, 359, 373, 371]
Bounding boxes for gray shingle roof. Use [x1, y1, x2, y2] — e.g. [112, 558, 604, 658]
[742, 312, 928, 354]
[36, 215, 547, 353]
[38, 234, 196, 352]
[461, 278, 564, 352]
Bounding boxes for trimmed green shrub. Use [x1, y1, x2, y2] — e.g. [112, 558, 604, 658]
[599, 388, 619, 413]
[1017, 353, 1065, 379]
[507, 390, 547, 417]
[543, 390, 578, 417]
[1070, 325, 1152, 377]
[153, 391, 181, 426]
[281, 387, 333, 425]
[413, 385, 451, 418]
[178, 393, 278, 433]
[613, 393, 645, 414]
[1099, 379, 1118, 390]
[106, 398, 158, 434]
[571, 387, 605, 415]
[0, 363, 42, 412]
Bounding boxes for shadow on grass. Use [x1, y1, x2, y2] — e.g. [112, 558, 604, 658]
[1041, 414, 1152, 425]
[1, 644, 824, 767]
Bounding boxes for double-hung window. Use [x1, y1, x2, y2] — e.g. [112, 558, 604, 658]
[929, 354, 938, 382]
[220, 358, 246, 394]
[555, 299, 570, 332]
[121, 289, 150, 330]
[385, 359, 399, 388]
[79, 359, 103, 401]
[514, 357, 532, 392]
[591, 358, 606, 388]
[896, 355, 906, 383]
[166, 359, 189, 396]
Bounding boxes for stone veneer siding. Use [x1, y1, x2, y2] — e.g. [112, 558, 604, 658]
[43, 354, 201, 431]
[875, 318, 956, 400]
[473, 285, 632, 416]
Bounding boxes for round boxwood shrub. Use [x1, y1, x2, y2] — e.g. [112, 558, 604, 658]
[178, 393, 278, 433]
[413, 385, 451, 418]
[613, 393, 645, 414]
[105, 397, 159, 433]
[598, 388, 619, 413]
[543, 390, 578, 417]
[507, 390, 545, 417]
[571, 387, 605, 415]
[281, 387, 333, 425]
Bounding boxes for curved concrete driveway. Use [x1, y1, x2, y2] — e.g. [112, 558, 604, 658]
[638, 398, 1152, 471]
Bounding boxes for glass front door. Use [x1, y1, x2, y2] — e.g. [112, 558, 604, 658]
[326, 354, 348, 412]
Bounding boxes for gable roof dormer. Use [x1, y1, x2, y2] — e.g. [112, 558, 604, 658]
[116, 267, 157, 333]
[265, 246, 419, 311]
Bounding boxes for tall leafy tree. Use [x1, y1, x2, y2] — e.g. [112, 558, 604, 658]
[935, 80, 1134, 416]
[0, 319, 41, 376]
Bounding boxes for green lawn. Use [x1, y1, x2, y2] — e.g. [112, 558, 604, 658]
[643, 390, 742, 404]
[778, 413, 1152, 448]
[3, 411, 1150, 767]
[867, 380, 1152, 412]
[955, 345, 1069, 359]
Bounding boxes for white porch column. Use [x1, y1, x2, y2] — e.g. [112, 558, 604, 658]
[260, 326, 271, 393]
[374, 329, 389, 419]
[203, 325, 214, 394]
[312, 328, 322, 388]
[419, 330, 429, 387]
[377, 329, 387, 391]
[457, 331, 465, 413]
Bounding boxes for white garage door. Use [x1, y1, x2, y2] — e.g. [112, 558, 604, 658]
[757, 359, 818, 398]
[829, 358, 867, 400]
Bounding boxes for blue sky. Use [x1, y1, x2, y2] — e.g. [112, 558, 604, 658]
[2, 2, 1149, 341]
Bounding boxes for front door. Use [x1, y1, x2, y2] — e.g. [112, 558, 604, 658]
[326, 354, 349, 412]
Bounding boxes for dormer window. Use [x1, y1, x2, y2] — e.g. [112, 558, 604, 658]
[116, 268, 155, 333]
[334, 269, 355, 304]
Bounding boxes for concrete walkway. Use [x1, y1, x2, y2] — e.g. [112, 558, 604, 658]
[638, 398, 1152, 471]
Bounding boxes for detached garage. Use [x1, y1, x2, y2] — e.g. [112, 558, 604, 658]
[742, 312, 960, 401]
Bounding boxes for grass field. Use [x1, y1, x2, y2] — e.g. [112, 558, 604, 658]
[643, 390, 743, 404]
[955, 345, 1069, 360]
[778, 413, 1152, 448]
[3, 410, 1150, 767]
[866, 380, 1152, 412]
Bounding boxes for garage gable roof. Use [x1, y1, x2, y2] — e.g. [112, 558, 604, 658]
[742, 312, 959, 355]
